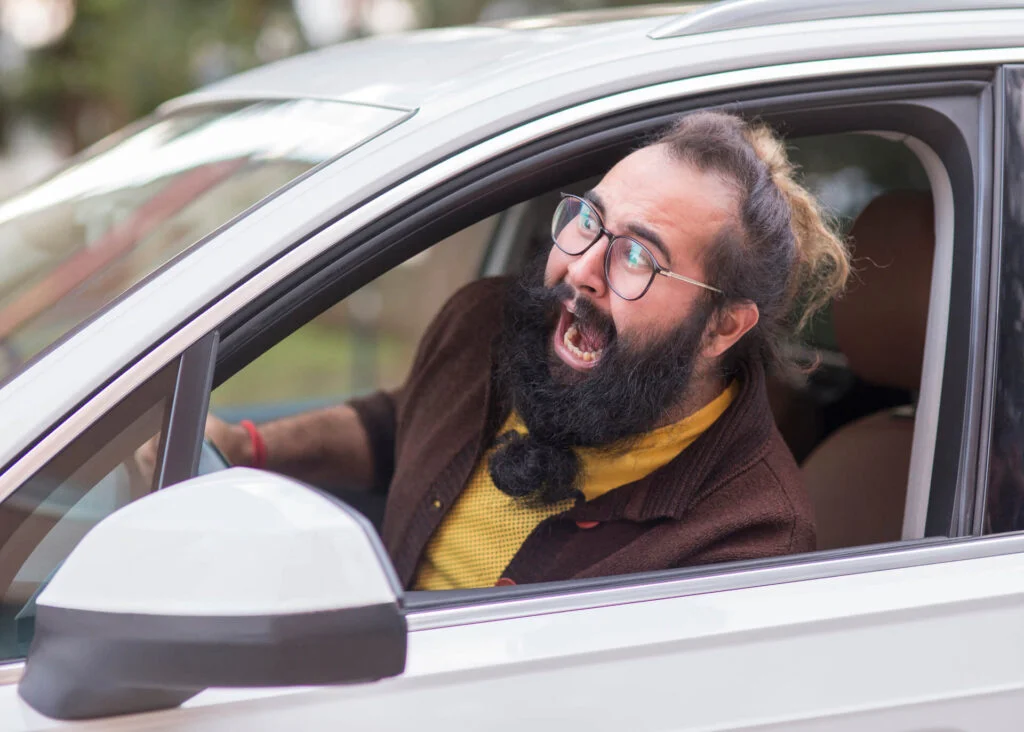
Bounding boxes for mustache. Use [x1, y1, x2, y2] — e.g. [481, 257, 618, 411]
[571, 293, 616, 347]
[517, 279, 572, 309]
[520, 280, 617, 346]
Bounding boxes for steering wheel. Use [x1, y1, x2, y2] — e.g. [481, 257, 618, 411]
[197, 438, 231, 475]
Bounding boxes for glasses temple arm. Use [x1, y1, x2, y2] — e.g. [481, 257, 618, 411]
[658, 269, 723, 294]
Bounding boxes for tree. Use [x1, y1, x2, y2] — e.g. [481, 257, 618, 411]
[4, 0, 300, 152]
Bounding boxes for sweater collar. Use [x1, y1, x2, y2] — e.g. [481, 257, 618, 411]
[485, 321, 776, 523]
[562, 361, 775, 523]
[498, 381, 739, 502]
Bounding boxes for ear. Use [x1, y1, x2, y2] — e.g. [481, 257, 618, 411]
[702, 300, 759, 360]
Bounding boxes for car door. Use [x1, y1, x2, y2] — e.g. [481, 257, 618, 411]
[2, 58, 1022, 731]
[133, 66, 1023, 730]
[209, 546, 1024, 731]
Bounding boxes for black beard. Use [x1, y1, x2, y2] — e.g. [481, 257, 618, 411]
[489, 257, 713, 505]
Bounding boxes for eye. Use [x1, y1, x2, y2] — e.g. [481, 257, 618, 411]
[577, 205, 599, 234]
[623, 241, 651, 271]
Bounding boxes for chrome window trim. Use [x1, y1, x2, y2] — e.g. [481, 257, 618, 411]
[956, 82, 997, 536]
[0, 662, 22, 686]
[405, 531, 1024, 631]
[159, 93, 414, 116]
[649, 1, 1024, 39]
[2, 47, 1022, 511]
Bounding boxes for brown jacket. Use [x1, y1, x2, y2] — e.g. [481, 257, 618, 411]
[351, 278, 815, 589]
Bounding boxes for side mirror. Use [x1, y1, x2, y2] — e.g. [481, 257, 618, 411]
[18, 469, 406, 721]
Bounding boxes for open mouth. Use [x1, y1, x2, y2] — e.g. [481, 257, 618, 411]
[552, 301, 611, 371]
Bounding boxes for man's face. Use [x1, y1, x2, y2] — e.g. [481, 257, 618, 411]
[488, 147, 744, 503]
[544, 144, 737, 372]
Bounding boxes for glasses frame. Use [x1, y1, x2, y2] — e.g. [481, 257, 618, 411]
[552, 193, 723, 301]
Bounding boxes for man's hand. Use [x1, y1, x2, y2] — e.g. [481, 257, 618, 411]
[134, 415, 253, 484]
[133, 432, 161, 484]
[136, 405, 374, 491]
[204, 414, 253, 466]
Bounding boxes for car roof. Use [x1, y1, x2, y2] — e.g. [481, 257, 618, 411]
[165, 14, 680, 111]
[479, 2, 705, 29]
[165, 0, 1024, 112]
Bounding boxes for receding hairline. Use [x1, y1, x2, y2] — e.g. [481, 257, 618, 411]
[644, 141, 748, 261]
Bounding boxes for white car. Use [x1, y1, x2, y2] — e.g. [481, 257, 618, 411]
[2, 0, 1024, 728]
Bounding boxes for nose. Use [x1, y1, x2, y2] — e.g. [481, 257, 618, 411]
[565, 235, 608, 298]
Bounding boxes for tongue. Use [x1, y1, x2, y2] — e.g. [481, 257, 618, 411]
[576, 319, 608, 352]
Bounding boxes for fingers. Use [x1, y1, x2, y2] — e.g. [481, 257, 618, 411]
[132, 433, 161, 486]
[204, 414, 250, 466]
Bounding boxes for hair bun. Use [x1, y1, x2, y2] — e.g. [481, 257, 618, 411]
[743, 124, 850, 331]
[656, 110, 851, 373]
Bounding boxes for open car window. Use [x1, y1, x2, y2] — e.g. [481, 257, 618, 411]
[213, 218, 498, 415]
[208, 127, 940, 567]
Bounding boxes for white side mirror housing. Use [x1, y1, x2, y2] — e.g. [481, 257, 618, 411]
[18, 469, 406, 721]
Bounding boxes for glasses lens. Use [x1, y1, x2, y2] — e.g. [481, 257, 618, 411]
[552, 196, 601, 255]
[607, 237, 656, 300]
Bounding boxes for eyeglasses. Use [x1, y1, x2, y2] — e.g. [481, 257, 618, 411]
[550, 193, 722, 301]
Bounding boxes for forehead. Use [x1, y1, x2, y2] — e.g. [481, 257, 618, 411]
[594, 145, 738, 262]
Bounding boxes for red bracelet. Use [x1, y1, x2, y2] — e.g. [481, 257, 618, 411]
[239, 420, 267, 469]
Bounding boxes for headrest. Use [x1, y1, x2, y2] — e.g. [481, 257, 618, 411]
[832, 191, 935, 392]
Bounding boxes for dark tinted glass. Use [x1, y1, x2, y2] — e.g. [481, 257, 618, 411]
[986, 66, 1024, 534]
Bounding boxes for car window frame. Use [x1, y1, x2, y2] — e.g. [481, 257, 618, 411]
[4, 51, 1017, 512]
[200, 73, 992, 608]
[0, 63, 1004, 665]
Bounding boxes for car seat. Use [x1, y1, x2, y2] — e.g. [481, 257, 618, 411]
[801, 190, 935, 550]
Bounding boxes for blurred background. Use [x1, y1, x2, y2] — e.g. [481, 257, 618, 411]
[0, 0, 667, 198]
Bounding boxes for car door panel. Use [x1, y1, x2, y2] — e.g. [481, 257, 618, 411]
[398, 553, 1024, 731]
[4, 546, 1021, 731]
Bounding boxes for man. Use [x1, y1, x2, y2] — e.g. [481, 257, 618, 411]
[206, 111, 851, 590]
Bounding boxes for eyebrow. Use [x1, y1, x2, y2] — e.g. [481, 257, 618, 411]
[582, 189, 672, 266]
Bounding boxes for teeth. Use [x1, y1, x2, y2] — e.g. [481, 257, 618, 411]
[563, 323, 603, 362]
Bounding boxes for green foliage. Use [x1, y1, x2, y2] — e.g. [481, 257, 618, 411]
[6, 0, 299, 151]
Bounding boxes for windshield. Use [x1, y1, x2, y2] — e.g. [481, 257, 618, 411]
[0, 99, 406, 383]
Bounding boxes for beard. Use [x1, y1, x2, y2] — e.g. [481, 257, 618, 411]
[489, 256, 714, 505]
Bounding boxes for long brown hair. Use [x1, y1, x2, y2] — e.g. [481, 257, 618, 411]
[656, 111, 850, 372]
